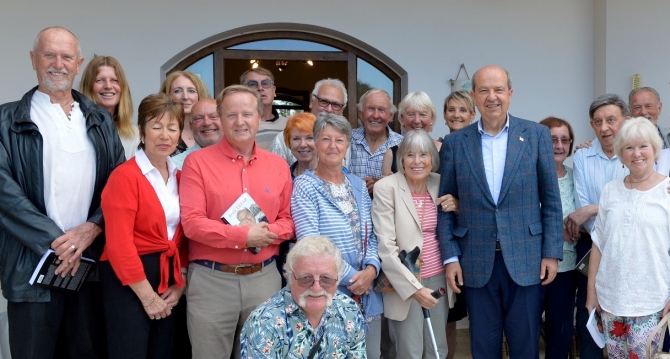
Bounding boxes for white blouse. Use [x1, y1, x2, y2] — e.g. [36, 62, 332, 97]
[594, 177, 670, 317]
[134, 149, 180, 240]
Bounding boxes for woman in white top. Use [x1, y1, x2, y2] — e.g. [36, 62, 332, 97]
[587, 117, 670, 358]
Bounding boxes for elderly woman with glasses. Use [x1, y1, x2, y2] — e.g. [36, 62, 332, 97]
[539, 116, 579, 359]
[372, 130, 453, 358]
[292, 113, 383, 358]
[587, 117, 670, 358]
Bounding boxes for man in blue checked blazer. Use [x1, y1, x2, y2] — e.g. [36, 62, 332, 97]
[438, 65, 563, 358]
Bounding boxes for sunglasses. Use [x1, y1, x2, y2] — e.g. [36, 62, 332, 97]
[292, 273, 338, 288]
[245, 79, 273, 89]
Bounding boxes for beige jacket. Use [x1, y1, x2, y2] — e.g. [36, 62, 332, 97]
[372, 172, 454, 321]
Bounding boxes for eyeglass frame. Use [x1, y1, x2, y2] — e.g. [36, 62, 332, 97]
[312, 94, 345, 112]
[551, 137, 573, 145]
[245, 79, 274, 89]
[292, 273, 339, 289]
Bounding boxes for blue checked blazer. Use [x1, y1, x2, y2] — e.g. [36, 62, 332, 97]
[437, 115, 563, 288]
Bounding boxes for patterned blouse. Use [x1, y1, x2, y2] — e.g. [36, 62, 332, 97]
[558, 166, 577, 272]
[325, 178, 364, 269]
[240, 287, 367, 359]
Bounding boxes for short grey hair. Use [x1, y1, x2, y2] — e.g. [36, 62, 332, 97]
[33, 26, 82, 57]
[614, 117, 662, 162]
[312, 78, 348, 107]
[589, 93, 630, 120]
[398, 91, 437, 123]
[471, 66, 512, 91]
[396, 130, 440, 174]
[356, 89, 397, 115]
[284, 236, 344, 285]
[313, 113, 352, 144]
[629, 87, 661, 106]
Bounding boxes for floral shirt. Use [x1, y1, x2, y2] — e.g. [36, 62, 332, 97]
[240, 287, 367, 359]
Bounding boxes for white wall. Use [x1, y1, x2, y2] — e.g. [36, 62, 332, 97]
[0, 0, 596, 144]
[599, 0, 670, 129]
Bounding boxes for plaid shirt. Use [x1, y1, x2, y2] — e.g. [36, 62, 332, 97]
[349, 127, 402, 179]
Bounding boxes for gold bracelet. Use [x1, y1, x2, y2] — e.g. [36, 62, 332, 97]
[143, 292, 157, 307]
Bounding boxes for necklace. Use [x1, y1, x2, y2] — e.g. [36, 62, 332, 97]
[626, 169, 654, 190]
[60, 99, 74, 119]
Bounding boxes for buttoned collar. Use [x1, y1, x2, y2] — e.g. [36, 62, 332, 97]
[217, 137, 259, 164]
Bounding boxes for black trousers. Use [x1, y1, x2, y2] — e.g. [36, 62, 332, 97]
[100, 253, 176, 359]
[7, 280, 107, 359]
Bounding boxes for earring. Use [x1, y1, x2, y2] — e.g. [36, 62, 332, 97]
[141, 139, 145, 144]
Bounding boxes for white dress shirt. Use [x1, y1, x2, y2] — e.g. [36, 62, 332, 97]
[134, 148, 180, 240]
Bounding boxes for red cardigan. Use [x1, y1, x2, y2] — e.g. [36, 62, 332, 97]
[100, 158, 187, 293]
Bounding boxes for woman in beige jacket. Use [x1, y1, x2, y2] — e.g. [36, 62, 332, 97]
[372, 130, 455, 359]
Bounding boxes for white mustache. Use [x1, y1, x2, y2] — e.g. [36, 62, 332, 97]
[298, 289, 333, 307]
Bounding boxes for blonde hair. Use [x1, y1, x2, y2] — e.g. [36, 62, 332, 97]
[216, 85, 263, 118]
[614, 117, 661, 161]
[80, 55, 135, 138]
[159, 71, 210, 100]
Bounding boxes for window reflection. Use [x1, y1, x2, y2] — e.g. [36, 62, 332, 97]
[186, 54, 214, 97]
[357, 58, 393, 100]
[229, 39, 341, 52]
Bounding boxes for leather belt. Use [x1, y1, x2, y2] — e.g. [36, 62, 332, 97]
[495, 242, 501, 251]
[193, 257, 275, 275]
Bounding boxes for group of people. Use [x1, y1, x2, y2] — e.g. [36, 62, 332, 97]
[1, 25, 670, 359]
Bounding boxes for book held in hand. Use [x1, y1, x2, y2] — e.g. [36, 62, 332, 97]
[29, 249, 95, 292]
[220, 192, 268, 254]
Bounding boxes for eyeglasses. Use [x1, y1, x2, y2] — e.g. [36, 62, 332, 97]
[292, 273, 338, 288]
[313, 94, 344, 112]
[245, 79, 273, 89]
[551, 137, 572, 145]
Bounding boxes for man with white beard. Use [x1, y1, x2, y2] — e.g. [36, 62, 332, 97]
[240, 236, 366, 358]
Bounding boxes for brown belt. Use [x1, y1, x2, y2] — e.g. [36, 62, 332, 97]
[495, 242, 501, 251]
[193, 257, 274, 275]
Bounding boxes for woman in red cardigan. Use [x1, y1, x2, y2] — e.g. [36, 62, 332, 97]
[100, 93, 188, 358]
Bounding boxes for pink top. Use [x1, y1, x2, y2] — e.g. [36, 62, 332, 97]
[412, 193, 442, 278]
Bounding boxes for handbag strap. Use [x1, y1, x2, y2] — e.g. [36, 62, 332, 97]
[647, 315, 669, 358]
[308, 333, 324, 359]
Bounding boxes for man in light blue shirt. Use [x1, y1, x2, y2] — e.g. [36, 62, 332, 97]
[565, 93, 629, 359]
[172, 98, 222, 169]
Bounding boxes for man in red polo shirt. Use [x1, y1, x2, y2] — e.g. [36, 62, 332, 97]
[180, 85, 295, 359]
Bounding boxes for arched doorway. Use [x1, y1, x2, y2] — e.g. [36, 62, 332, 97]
[161, 23, 407, 130]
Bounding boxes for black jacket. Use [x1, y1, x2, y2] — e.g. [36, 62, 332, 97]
[0, 87, 125, 302]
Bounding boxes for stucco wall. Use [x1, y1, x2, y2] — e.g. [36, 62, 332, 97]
[1, 0, 595, 143]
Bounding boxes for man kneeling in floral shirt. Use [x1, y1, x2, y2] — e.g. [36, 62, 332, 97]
[241, 235, 367, 358]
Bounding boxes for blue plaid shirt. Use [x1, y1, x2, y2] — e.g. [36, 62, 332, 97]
[348, 127, 402, 179]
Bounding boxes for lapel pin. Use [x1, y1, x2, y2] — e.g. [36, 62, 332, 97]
[519, 136, 524, 142]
